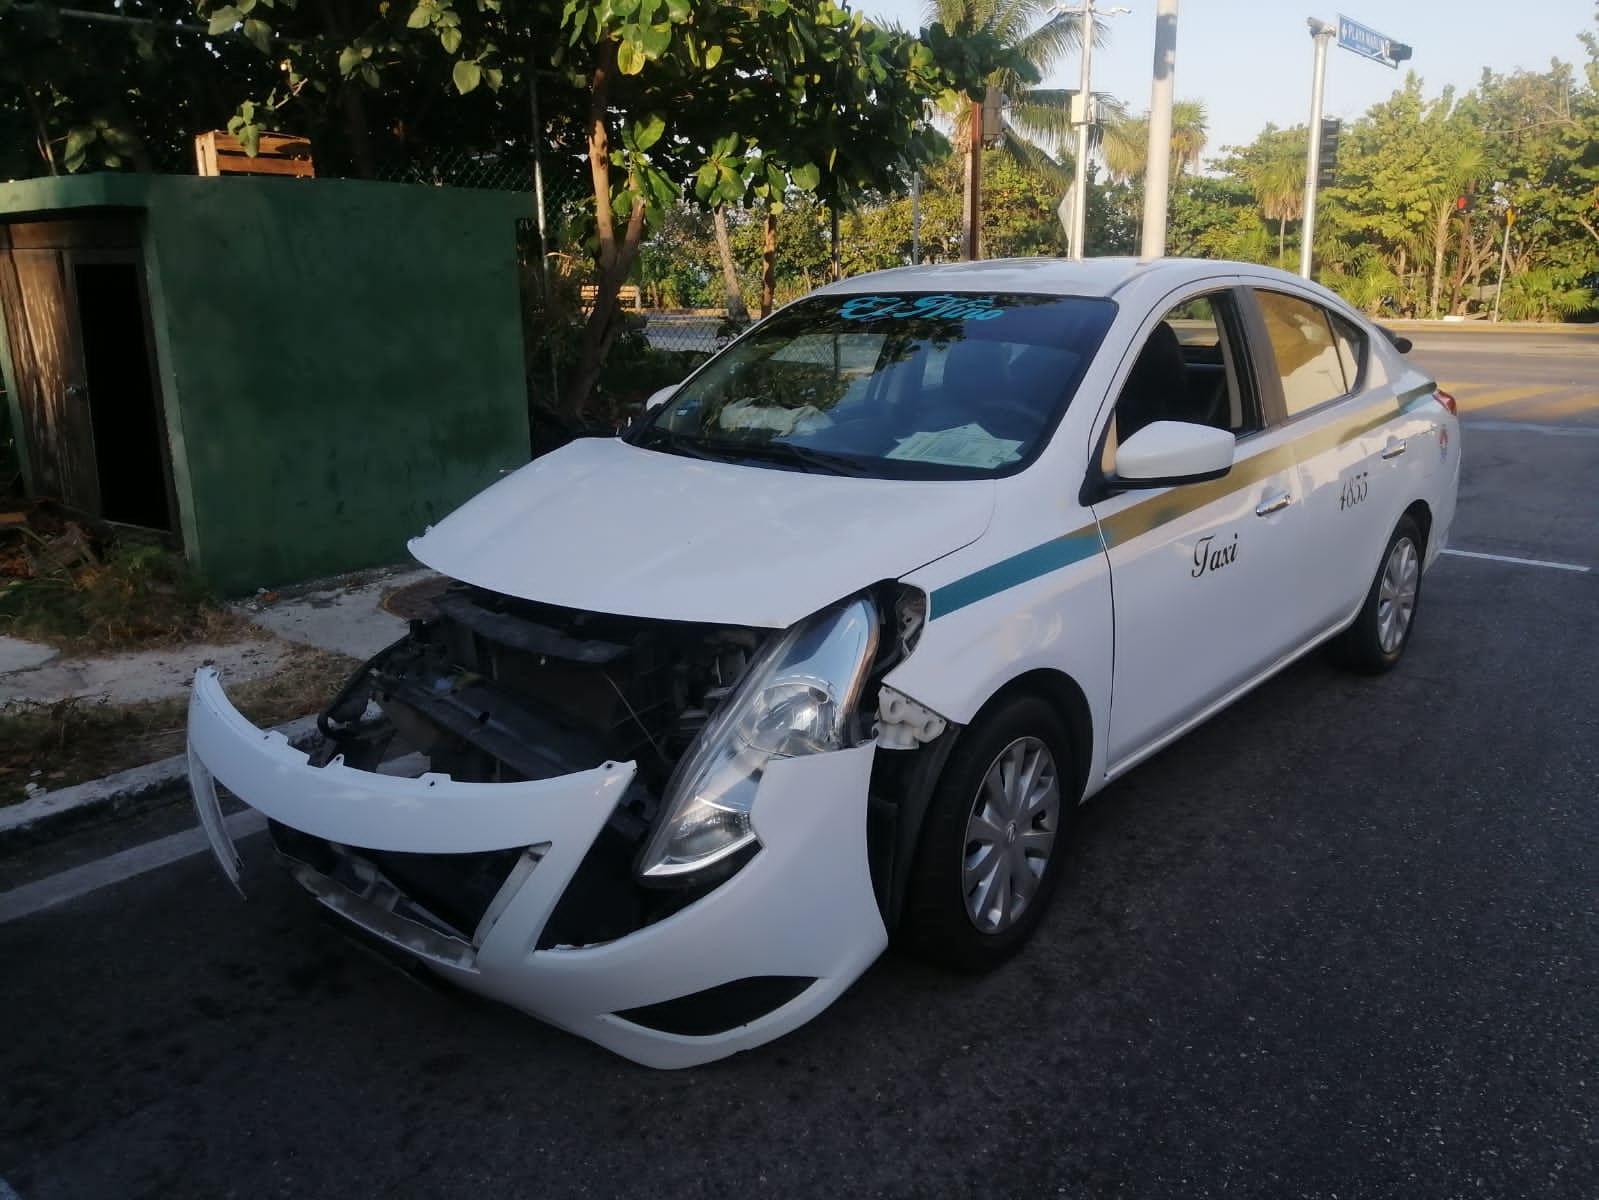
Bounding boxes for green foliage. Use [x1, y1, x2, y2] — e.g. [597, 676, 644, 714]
[1, 0, 276, 176]
[1202, 26, 1599, 320]
[0, 527, 217, 652]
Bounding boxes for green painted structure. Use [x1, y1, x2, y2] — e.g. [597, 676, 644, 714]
[0, 174, 530, 594]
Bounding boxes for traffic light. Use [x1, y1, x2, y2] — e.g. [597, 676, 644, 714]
[1317, 118, 1341, 189]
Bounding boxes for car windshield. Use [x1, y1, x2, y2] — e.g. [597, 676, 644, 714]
[626, 292, 1118, 480]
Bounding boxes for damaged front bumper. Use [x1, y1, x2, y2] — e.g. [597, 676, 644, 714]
[187, 667, 887, 1068]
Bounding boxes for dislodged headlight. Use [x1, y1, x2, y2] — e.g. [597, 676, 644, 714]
[636, 595, 880, 881]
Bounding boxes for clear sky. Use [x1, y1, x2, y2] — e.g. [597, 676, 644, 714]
[861, 0, 1599, 159]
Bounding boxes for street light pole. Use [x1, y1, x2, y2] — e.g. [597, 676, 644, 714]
[1300, 18, 1335, 279]
[1140, 0, 1178, 258]
[1064, 2, 1128, 260]
[1069, 5, 1095, 260]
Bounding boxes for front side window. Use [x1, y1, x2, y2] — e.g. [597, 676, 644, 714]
[1255, 290, 1356, 416]
[626, 293, 1117, 480]
[1108, 291, 1259, 456]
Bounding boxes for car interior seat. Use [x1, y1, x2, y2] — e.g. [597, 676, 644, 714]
[1115, 322, 1191, 440]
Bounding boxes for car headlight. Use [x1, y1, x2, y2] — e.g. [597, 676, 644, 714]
[635, 595, 880, 881]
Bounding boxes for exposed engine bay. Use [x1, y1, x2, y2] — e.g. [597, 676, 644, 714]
[273, 580, 930, 950]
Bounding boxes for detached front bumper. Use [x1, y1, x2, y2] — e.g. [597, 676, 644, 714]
[186, 668, 887, 1068]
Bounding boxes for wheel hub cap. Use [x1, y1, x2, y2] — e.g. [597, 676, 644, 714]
[1376, 536, 1420, 654]
[961, 736, 1062, 935]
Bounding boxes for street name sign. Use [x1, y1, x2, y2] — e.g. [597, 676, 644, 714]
[1336, 14, 1410, 69]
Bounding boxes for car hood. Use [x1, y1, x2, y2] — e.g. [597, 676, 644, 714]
[409, 437, 995, 628]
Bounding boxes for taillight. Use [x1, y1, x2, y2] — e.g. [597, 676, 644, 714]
[1434, 389, 1457, 415]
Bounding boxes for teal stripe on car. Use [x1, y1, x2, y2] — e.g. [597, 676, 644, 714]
[931, 526, 1105, 618]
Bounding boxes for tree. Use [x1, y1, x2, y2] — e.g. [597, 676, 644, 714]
[1229, 124, 1306, 268]
[548, 1, 1024, 420]
[1, 0, 275, 176]
[921, 0, 1096, 182]
[1100, 99, 1208, 183]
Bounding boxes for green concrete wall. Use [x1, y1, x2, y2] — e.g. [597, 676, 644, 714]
[0, 174, 531, 594]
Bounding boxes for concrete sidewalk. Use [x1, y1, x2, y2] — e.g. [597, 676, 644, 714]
[0, 563, 440, 849]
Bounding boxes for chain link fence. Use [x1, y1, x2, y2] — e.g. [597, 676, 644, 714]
[370, 151, 538, 193]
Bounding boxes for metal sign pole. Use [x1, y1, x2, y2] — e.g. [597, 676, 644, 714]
[1492, 210, 1513, 322]
[1300, 20, 1335, 279]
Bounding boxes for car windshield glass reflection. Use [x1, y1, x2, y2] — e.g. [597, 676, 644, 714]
[626, 292, 1118, 480]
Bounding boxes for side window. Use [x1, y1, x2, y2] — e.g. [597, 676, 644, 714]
[1108, 291, 1260, 464]
[1255, 290, 1355, 416]
[1329, 311, 1366, 391]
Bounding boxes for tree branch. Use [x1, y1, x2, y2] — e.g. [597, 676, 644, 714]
[587, 40, 619, 270]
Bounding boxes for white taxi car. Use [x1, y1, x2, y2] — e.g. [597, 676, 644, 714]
[188, 258, 1460, 1068]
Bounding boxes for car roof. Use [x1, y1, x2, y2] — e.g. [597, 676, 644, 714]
[815, 256, 1296, 301]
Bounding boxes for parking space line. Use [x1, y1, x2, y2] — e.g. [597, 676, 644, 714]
[0, 810, 266, 925]
[1443, 548, 1590, 573]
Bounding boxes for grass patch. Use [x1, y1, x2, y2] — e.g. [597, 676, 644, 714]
[0, 645, 358, 806]
[0, 512, 251, 654]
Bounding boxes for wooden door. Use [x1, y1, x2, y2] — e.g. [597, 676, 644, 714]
[0, 227, 100, 512]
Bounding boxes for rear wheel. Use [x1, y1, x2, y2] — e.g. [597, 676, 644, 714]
[1331, 515, 1424, 674]
[900, 694, 1078, 971]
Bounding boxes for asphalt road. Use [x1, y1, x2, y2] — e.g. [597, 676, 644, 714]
[2, 328, 1596, 1200]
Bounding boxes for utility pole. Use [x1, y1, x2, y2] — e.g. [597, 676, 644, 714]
[1069, 5, 1096, 260]
[1300, 18, 1335, 279]
[1062, 1, 1128, 260]
[1140, 0, 1178, 258]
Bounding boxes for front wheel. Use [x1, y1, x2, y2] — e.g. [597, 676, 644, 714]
[1331, 515, 1424, 674]
[899, 695, 1078, 972]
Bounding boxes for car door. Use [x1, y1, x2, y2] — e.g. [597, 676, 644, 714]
[1091, 285, 1313, 773]
[1246, 288, 1419, 632]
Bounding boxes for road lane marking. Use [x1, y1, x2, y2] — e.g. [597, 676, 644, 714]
[1462, 419, 1599, 437]
[1518, 391, 1599, 420]
[0, 810, 266, 925]
[1455, 385, 1550, 411]
[1443, 549, 1590, 574]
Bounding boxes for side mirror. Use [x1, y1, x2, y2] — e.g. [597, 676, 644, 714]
[1376, 324, 1412, 354]
[644, 384, 680, 412]
[1112, 420, 1235, 488]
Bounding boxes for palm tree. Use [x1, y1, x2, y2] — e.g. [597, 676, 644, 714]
[1252, 149, 1306, 268]
[923, 0, 1108, 253]
[1099, 100, 1210, 184]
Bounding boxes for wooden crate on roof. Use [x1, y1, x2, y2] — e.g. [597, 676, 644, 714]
[194, 131, 315, 178]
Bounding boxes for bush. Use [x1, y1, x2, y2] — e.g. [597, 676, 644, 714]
[0, 519, 223, 651]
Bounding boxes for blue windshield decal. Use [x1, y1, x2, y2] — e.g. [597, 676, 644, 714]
[837, 294, 1008, 322]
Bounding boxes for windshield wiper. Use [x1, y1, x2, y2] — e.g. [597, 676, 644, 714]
[627, 425, 723, 461]
[704, 440, 873, 477]
[631, 426, 872, 476]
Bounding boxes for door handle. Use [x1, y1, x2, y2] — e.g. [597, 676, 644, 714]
[1381, 439, 1407, 459]
[1255, 491, 1291, 517]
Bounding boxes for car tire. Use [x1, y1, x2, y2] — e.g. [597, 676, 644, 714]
[899, 694, 1078, 972]
[1331, 515, 1424, 674]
